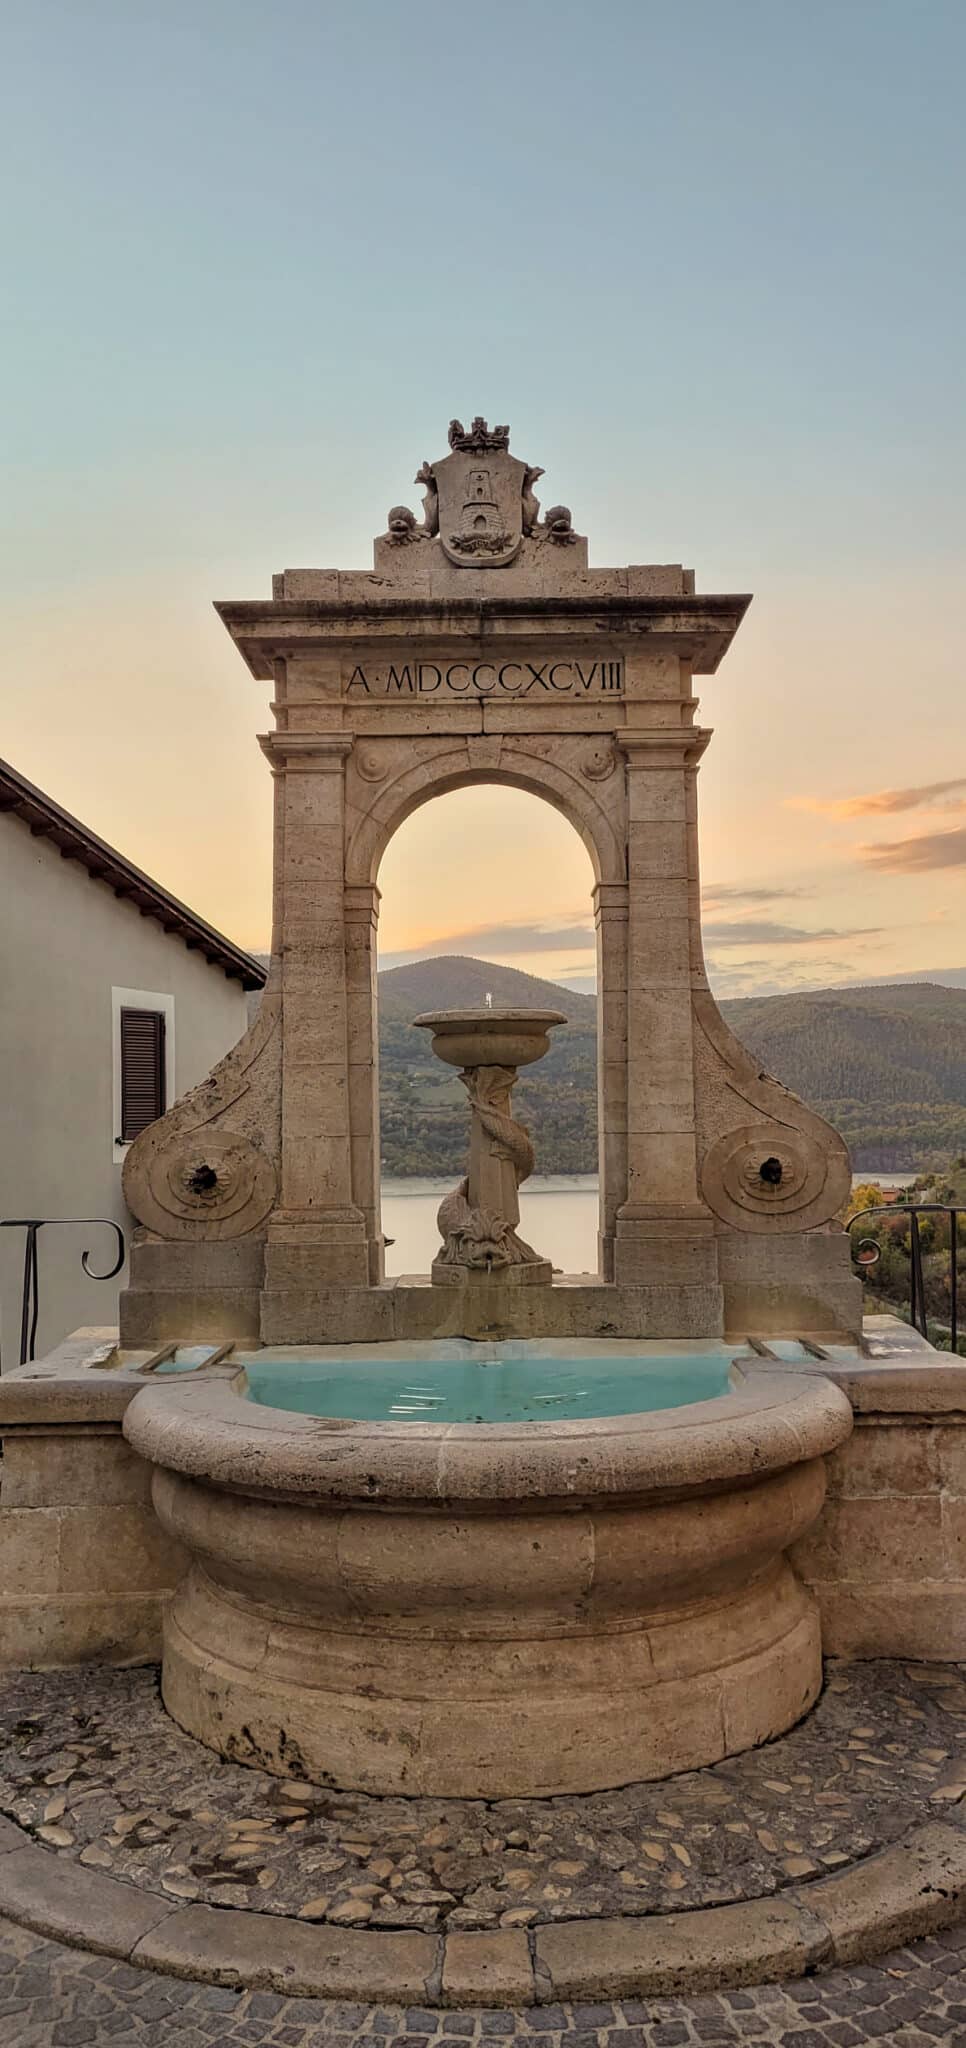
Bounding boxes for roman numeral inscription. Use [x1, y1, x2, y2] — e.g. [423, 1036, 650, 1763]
[343, 658, 624, 697]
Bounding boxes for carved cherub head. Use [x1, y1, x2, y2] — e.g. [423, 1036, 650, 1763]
[544, 505, 576, 543]
[386, 505, 419, 544]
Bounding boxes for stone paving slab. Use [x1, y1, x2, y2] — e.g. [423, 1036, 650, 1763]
[3, 1660, 966, 1935]
[134, 1903, 439, 2002]
[0, 1809, 964, 2006]
[7, 1911, 966, 2046]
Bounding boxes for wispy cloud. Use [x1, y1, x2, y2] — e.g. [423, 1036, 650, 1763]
[702, 884, 807, 908]
[704, 919, 880, 948]
[380, 918, 595, 970]
[382, 904, 881, 971]
[791, 778, 966, 819]
[858, 825, 966, 873]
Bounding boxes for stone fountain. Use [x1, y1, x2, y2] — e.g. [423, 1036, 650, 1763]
[112, 415, 861, 1800]
[414, 1007, 565, 1285]
[118, 412, 859, 1350]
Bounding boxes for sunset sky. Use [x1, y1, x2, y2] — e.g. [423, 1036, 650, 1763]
[3, 1, 964, 1000]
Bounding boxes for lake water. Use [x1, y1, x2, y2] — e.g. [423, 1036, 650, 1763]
[381, 1170, 915, 1277]
[382, 1175, 600, 1276]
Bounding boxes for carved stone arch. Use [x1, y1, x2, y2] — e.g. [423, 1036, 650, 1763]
[119, 415, 861, 1349]
[344, 731, 624, 1287]
[344, 735, 625, 889]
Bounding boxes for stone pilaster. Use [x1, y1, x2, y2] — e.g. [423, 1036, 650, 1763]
[594, 880, 628, 1282]
[612, 730, 721, 1322]
[344, 881, 383, 1285]
[257, 734, 370, 1323]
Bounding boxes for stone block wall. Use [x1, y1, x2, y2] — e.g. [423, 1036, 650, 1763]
[0, 1335, 185, 1670]
[790, 1348, 966, 1663]
[6, 1319, 966, 1677]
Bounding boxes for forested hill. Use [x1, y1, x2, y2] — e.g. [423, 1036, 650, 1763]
[377, 959, 966, 1175]
[378, 957, 597, 1176]
[720, 982, 966, 1171]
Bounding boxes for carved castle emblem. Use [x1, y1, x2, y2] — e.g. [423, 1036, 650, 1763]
[434, 425, 529, 568]
[384, 421, 579, 568]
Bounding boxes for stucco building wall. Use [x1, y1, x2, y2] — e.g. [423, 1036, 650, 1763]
[0, 816, 250, 1364]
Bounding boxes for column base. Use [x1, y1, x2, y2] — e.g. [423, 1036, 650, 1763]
[611, 1209, 723, 1332]
[260, 1208, 379, 1340]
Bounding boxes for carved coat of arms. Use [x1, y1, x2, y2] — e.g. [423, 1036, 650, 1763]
[434, 419, 527, 568]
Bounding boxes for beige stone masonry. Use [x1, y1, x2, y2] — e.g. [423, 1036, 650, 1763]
[0, 1332, 186, 1669]
[117, 417, 859, 1347]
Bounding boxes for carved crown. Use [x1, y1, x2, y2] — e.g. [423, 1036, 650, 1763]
[447, 417, 511, 454]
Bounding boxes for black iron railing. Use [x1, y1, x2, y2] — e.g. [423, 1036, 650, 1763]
[845, 1203, 961, 1351]
[0, 1218, 126, 1370]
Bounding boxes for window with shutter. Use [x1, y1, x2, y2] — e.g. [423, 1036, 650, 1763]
[119, 1008, 166, 1141]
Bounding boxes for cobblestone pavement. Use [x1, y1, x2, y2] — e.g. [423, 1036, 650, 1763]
[5, 1912, 966, 2046]
[3, 1661, 966, 1935]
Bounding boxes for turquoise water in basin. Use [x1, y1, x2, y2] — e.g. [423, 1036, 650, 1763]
[242, 1351, 735, 1424]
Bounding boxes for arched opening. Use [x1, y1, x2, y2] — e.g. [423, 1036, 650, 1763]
[374, 785, 600, 1279]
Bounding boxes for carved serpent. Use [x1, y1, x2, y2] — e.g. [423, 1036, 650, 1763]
[468, 1067, 535, 1187]
[436, 1066, 540, 1271]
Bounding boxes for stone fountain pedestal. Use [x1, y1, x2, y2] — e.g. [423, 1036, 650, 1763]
[123, 1362, 853, 1797]
[414, 1009, 565, 1288]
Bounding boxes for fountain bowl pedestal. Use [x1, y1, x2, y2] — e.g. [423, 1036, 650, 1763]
[123, 1362, 852, 1799]
[414, 1008, 566, 1288]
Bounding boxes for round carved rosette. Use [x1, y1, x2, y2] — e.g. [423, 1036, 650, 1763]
[122, 1127, 276, 1240]
[581, 740, 617, 781]
[353, 744, 389, 784]
[700, 1121, 850, 1234]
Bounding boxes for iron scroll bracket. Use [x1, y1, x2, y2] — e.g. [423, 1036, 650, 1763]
[0, 1218, 126, 1370]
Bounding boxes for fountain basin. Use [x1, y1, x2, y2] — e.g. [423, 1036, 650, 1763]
[412, 1006, 566, 1069]
[242, 1344, 734, 1422]
[123, 1354, 852, 1798]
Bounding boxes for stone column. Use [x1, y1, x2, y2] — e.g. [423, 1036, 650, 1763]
[612, 730, 721, 1319]
[594, 880, 629, 1282]
[258, 734, 371, 1325]
[344, 881, 383, 1285]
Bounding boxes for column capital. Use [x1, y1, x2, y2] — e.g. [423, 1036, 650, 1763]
[343, 882, 381, 927]
[619, 728, 712, 767]
[593, 880, 629, 919]
[258, 733, 354, 772]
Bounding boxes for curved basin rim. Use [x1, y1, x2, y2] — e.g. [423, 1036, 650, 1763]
[122, 1368, 854, 1502]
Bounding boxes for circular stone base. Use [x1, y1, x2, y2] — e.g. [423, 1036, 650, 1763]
[159, 1561, 823, 1797]
[125, 1365, 852, 1801]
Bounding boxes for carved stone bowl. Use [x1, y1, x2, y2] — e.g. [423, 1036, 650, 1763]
[413, 1007, 567, 1070]
[123, 1362, 852, 1799]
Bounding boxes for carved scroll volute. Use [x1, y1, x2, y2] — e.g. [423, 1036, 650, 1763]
[700, 1120, 851, 1235]
[122, 986, 281, 1242]
[693, 991, 852, 1234]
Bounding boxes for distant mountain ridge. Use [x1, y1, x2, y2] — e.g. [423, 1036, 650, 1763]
[379, 955, 597, 1028]
[720, 980, 966, 1171]
[376, 957, 966, 1175]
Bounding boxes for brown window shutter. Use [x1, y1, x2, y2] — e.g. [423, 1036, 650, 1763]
[120, 1008, 166, 1141]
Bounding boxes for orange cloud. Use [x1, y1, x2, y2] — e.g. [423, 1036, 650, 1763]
[790, 778, 966, 819]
